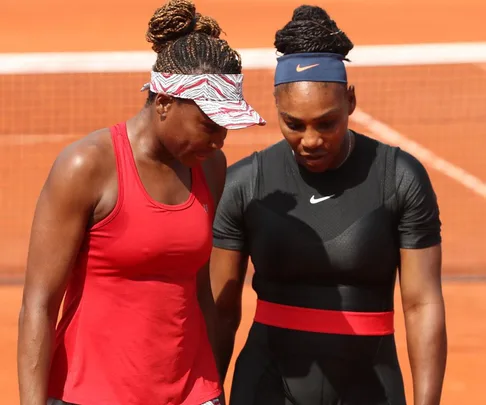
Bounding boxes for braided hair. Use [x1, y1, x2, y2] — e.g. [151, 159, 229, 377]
[275, 5, 354, 58]
[145, 0, 242, 104]
[274, 5, 354, 94]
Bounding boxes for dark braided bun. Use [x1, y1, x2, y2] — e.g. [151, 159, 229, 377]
[274, 5, 354, 57]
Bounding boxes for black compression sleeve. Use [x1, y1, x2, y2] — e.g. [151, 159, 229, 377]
[212, 153, 258, 252]
[396, 149, 442, 249]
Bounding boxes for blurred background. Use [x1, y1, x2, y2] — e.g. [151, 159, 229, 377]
[1, 0, 485, 403]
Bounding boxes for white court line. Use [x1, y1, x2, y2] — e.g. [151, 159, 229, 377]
[2, 43, 486, 74]
[351, 108, 486, 199]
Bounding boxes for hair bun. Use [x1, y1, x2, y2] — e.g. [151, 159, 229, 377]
[194, 13, 222, 38]
[146, 0, 197, 53]
[291, 5, 331, 22]
[274, 5, 354, 57]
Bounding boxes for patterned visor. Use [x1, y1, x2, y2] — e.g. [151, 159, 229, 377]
[141, 72, 266, 130]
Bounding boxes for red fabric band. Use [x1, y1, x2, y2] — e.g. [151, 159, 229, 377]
[254, 299, 394, 336]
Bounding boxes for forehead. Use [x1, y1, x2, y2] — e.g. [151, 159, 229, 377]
[276, 81, 346, 114]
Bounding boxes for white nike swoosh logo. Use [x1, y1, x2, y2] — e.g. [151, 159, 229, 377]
[310, 195, 334, 204]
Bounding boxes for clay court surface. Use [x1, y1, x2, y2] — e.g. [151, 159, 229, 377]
[1, 0, 486, 403]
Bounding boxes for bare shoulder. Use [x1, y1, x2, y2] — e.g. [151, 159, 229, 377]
[53, 128, 113, 173]
[202, 149, 228, 206]
[44, 128, 115, 201]
[24, 128, 116, 300]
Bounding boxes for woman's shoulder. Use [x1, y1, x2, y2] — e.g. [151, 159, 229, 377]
[47, 128, 115, 196]
[224, 151, 258, 196]
[352, 131, 428, 179]
[395, 148, 428, 179]
[226, 140, 287, 179]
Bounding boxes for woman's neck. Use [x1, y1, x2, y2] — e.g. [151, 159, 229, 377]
[126, 108, 175, 165]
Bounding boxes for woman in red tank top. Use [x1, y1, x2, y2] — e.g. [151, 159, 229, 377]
[17, 1, 264, 405]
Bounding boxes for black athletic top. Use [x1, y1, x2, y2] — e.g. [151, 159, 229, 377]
[213, 132, 441, 313]
[213, 132, 441, 405]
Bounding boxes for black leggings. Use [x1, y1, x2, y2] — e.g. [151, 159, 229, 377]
[229, 323, 407, 405]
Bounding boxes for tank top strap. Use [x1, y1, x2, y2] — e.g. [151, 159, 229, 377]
[109, 122, 214, 213]
[109, 122, 138, 197]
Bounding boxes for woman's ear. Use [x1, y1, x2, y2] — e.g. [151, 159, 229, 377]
[347, 85, 356, 115]
[154, 92, 175, 121]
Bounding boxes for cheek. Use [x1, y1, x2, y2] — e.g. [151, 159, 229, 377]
[278, 120, 300, 148]
[320, 115, 349, 145]
[281, 131, 301, 150]
[160, 114, 194, 152]
[326, 127, 348, 153]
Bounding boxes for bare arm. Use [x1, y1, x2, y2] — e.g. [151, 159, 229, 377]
[17, 141, 105, 405]
[393, 149, 445, 405]
[399, 245, 447, 405]
[208, 153, 255, 382]
[198, 150, 227, 378]
[210, 247, 249, 382]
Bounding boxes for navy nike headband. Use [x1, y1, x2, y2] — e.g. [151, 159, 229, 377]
[274, 52, 348, 86]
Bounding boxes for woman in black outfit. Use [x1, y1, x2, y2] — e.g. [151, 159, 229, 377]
[210, 5, 447, 405]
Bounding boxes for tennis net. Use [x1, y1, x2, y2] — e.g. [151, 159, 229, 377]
[1, 42, 485, 280]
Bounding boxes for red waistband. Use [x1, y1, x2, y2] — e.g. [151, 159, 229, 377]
[254, 299, 394, 336]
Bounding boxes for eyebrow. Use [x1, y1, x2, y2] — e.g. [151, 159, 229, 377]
[280, 108, 341, 122]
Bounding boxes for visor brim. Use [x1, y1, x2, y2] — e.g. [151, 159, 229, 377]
[194, 99, 266, 130]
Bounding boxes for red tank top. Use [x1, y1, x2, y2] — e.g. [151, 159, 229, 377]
[48, 123, 221, 405]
